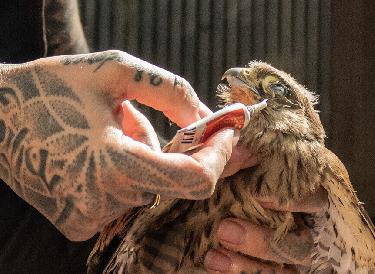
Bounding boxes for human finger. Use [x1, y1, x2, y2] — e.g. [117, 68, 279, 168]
[221, 141, 257, 178]
[58, 50, 203, 127]
[216, 218, 313, 266]
[97, 50, 202, 127]
[124, 66, 200, 127]
[190, 128, 238, 186]
[121, 100, 161, 151]
[199, 101, 213, 118]
[255, 187, 328, 213]
[103, 127, 237, 200]
[204, 248, 297, 274]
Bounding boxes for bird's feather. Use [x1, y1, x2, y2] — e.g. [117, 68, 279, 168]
[88, 62, 375, 273]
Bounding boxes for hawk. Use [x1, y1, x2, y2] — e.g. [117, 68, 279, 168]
[87, 62, 375, 273]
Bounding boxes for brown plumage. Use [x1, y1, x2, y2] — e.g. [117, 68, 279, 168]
[87, 62, 375, 273]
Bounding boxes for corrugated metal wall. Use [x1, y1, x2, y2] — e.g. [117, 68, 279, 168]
[79, 0, 331, 140]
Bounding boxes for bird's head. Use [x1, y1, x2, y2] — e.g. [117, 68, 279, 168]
[218, 61, 325, 149]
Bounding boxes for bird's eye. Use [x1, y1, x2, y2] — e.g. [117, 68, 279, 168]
[261, 75, 290, 97]
[269, 82, 289, 97]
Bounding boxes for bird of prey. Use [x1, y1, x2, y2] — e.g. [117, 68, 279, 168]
[87, 62, 375, 273]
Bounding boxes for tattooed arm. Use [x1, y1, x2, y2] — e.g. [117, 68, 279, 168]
[44, 0, 89, 55]
[0, 50, 236, 241]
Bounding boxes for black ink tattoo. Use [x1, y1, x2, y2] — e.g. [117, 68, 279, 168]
[24, 148, 62, 193]
[174, 75, 183, 88]
[105, 146, 209, 199]
[67, 147, 88, 180]
[0, 152, 10, 181]
[24, 101, 64, 139]
[24, 186, 57, 216]
[134, 69, 144, 82]
[50, 100, 90, 129]
[9, 71, 40, 101]
[149, 73, 163, 86]
[0, 87, 20, 107]
[50, 159, 66, 170]
[106, 147, 172, 189]
[11, 128, 28, 155]
[0, 120, 5, 143]
[48, 134, 88, 154]
[0, 67, 97, 235]
[62, 51, 124, 72]
[105, 192, 125, 215]
[4, 128, 15, 152]
[134, 70, 163, 86]
[86, 152, 102, 214]
[55, 196, 75, 226]
[36, 68, 81, 103]
[14, 145, 24, 177]
[0, 62, 208, 240]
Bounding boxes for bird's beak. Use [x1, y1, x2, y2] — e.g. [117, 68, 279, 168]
[220, 68, 262, 106]
[221, 68, 261, 97]
[222, 68, 248, 87]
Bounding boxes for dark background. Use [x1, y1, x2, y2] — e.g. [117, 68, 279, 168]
[78, 0, 375, 219]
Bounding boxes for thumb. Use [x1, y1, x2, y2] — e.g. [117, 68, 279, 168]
[121, 100, 161, 151]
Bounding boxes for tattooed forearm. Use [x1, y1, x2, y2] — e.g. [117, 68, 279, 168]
[45, 0, 89, 55]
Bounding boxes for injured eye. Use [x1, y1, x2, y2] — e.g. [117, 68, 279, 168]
[261, 75, 291, 98]
[269, 82, 290, 97]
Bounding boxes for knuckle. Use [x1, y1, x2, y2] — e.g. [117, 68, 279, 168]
[179, 76, 191, 88]
[99, 50, 126, 69]
[179, 77, 199, 99]
[184, 80, 194, 92]
[104, 49, 124, 60]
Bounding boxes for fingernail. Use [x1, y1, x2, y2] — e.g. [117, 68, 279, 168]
[122, 100, 132, 108]
[204, 250, 231, 272]
[218, 220, 245, 245]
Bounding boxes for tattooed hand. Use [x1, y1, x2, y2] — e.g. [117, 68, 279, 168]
[205, 188, 328, 274]
[0, 50, 237, 241]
